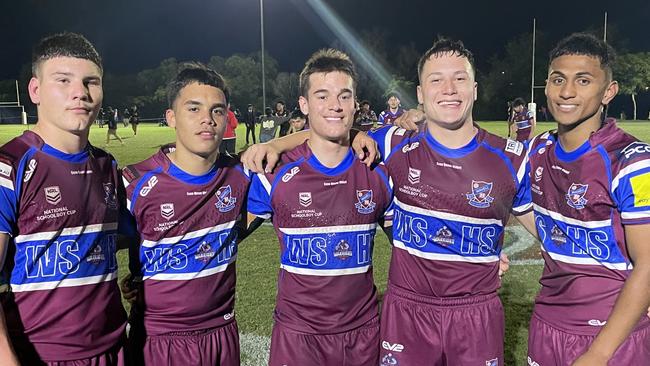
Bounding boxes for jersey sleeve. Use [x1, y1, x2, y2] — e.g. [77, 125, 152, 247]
[367, 125, 407, 162]
[377, 111, 386, 125]
[512, 152, 533, 215]
[612, 147, 650, 225]
[0, 156, 18, 235]
[117, 166, 138, 237]
[247, 173, 273, 219]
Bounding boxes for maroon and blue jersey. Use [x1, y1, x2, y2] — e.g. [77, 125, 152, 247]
[513, 108, 534, 130]
[378, 108, 405, 126]
[0, 131, 126, 361]
[368, 125, 532, 297]
[529, 119, 650, 335]
[247, 142, 392, 334]
[123, 146, 250, 335]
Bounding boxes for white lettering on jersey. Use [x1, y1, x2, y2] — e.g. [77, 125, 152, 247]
[140, 176, 159, 197]
[23, 159, 37, 182]
[282, 167, 300, 183]
[401, 142, 419, 153]
[0, 161, 12, 177]
[588, 319, 607, 327]
[382, 341, 405, 353]
[505, 139, 524, 156]
[551, 165, 570, 174]
[622, 141, 650, 159]
[224, 312, 234, 320]
[527, 357, 540, 366]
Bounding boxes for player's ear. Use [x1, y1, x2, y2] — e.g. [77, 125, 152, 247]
[28, 77, 40, 105]
[298, 96, 309, 116]
[473, 82, 478, 101]
[416, 85, 423, 105]
[602, 80, 618, 106]
[165, 109, 176, 128]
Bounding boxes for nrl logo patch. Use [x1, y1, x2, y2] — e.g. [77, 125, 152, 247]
[466, 180, 494, 208]
[534, 167, 543, 182]
[44, 186, 61, 205]
[215, 185, 236, 213]
[408, 168, 421, 184]
[299, 192, 312, 207]
[566, 183, 588, 209]
[355, 189, 376, 214]
[160, 203, 175, 220]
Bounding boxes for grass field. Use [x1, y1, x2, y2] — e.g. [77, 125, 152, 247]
[2, 120, 649, 365]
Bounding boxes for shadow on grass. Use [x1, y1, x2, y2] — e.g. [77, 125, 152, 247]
[501, 280, 536, 366]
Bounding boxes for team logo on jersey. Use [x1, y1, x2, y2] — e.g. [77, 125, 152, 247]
[103, 183, 118, 210]
[466, 181, 494, 208]
[550, 225, 567, 245]
[299, 192, 312, 207]
[282, 166, 300, 183]
[44, 186, 61, 205]
[566, 183, 588, 209]
[408, 168, 421, 184]
[195, 242, 216, 263]
[432, 226, 454, 246]
[486, 359, 499, 366]
[355, 190, 376, 214]
[215, 185, 236, 212]
[140, 176, 159, 197]
[534, 167, 543, 182]
[380, 353, 398, 366]
[23, 159, 37, 182]
[86, 244, 105, 264]
[160, 203, 175, 220]
[333, 240, 353, 260]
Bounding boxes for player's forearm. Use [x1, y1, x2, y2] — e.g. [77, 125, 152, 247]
[587, 264, 650, 359]
[0, 306, 19, 366]
[266, 130, 309, 153]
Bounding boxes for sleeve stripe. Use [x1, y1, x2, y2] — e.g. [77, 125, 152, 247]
[0, 176, 14, 190]
[621, 210, 650, 220]
[516, 152, 528, 183]
[512, 202, 533, 213]
[257, 173, 272, 195]
[611, 160, 650, 193]
[121, 176, 130, 188]
[384, 126, 399, 159]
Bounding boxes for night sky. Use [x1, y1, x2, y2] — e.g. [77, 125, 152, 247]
[1, 0, 648, 79]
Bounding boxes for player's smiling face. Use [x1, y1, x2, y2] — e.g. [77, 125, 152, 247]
[417, 52, 477, 130]
[166, 82, 228, 159]
[29, 56, 103, 135]
[545, 54, 618, 129]
[299, 71, 355, 142]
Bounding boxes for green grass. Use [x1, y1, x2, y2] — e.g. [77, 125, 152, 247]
[2, 120, 649, 365]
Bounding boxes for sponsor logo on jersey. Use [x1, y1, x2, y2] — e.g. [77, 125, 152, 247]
[195, 242, 216, 263]
[588, 319, 607, 326]
[622, 141, 650, 160]
[551, 165, 570, 174]
[86, 244, 106, 264]
[486, 359, 499, 366]
[408, 168, 421, 184]
[566, 183, 588, 209]
[466, 181, 494, 208]
[160, 203, 175, 220]
[380, 353, 398, 366]
[401, 142, 419, 153]
[431, 226, 454, 246]
[23, 159, 37, 182]
[224, 311, 234, 321]
[527, 357, 540, 366]
[282, 166, 300, 183]
[382, 341, 404, 353]
[0, 161, 11, 177]
[299, 192, 312, 207]
[505, 139, 523, 156]
[630, 172, 650, 207]
[534, 167, 543, 182]
[103, 182, 118, 210]
[550, 225, 567, 245]
[140, 176, 159, 197]
[333, 240, 353, 260]
[44, 186, 62, 205]
[215, 185, 237, 212]
[537, 147, 546, 155]
[355, 189, 376, 214]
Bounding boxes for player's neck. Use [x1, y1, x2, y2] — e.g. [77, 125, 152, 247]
[557, 115, 601, 152]
[167, 146, 219, 176]
[389, 107, 399, 113]
[32, 121, 89, 154]
[307, 132, 350, 168]
[426, 119, 477, 149]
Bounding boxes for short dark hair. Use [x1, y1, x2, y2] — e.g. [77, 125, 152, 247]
[32, 32, 102, 76]
[549, 33, 616, 79]
[512, 97, 526, 107]
[360, 100, 370, 106]
[417, 37, 475, 82]
[386, 92, 400, 100]
[290, 109, 306, 120]
[166, 62, 230, 108]
[264, 107, 273, 115]
[299, 48, 357, 97]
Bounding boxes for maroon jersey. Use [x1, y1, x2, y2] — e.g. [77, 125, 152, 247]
[123, 146, 250, 335]
[513, 108, 534, 130]
[368, 126, 532, 298]
[529, 119, 650, 335]
[0, 131, 126, 361]
[247, 142, 392, 334]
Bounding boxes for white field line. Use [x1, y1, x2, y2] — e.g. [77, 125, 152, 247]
[240, 332, 270, 366]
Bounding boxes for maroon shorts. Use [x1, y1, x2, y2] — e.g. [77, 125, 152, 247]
[528, 314, 650, 365]
[379, 286, 504, 366]
[142, 321, 240, 366]
[269, 317, 379, 366]
[515, 127, 531, 142]
[16, 340, 125, 366]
